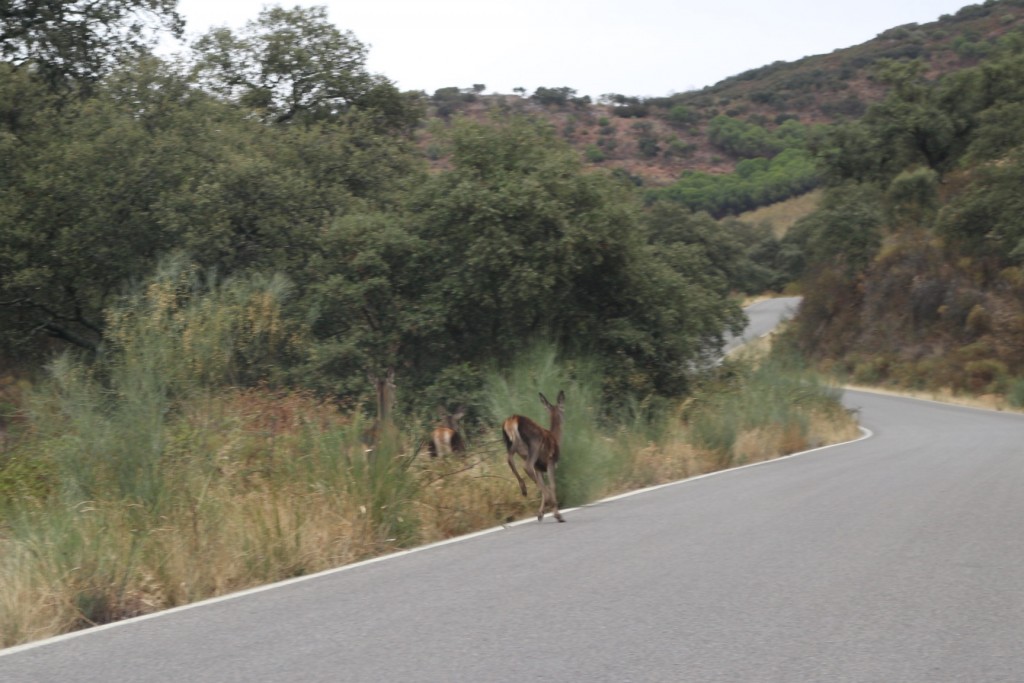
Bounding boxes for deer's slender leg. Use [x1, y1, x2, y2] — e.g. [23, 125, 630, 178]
[507, 450, 529, 497]
[527, 466, 546, 521]
[525, 455, 549, 522]
[545, 466, 564, 522]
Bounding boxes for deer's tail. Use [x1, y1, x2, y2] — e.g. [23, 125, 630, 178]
[502, 417, 519, 454]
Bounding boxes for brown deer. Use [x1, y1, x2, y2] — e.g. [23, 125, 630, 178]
[502, 390, 566, 523]
[427, 405, 466, 457]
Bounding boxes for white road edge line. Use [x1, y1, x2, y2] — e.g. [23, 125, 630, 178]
[1, 426, 873, 657]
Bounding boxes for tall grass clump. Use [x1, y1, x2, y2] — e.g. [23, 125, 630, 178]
[30, 256, 298, 511]
[684, 344, 857, 468]
[334, 423, 420, 549]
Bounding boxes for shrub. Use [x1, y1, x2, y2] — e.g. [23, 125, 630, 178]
[0, 451, 57, 508]
[851, 355, 891, 385]
[1007, 377, 1024, 407]
[684, 348, 850, 468]
[668, 105, 698, 126]
[964, 358, 1008, 394]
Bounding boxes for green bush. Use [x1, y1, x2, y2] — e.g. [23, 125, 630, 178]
[963, 358, 1008, 393]
[649, 147, 819, 217]
[668, 105, 699, 126]
[1007, 377, 1024, 407]
[585, 144, 606, 162]
[27, 258, 298, 508]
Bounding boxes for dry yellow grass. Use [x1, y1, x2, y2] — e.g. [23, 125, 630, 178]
[412, 453, 533, 539]
[735, 189, 823, 237]
[601, 400, 859, 497]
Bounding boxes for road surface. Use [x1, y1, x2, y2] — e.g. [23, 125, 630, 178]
[723, 295, 802, 354]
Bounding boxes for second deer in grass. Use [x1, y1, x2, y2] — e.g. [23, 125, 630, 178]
[502, 390, 566, 523]
[427, 405, 466, 457]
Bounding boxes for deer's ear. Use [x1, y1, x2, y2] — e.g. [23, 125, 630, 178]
[539, 392, 551, 409]
[557, 390, 565, 406]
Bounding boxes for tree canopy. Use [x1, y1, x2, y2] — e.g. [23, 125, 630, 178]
[1, 0, 183, 91]
[190, 5, 417, 130]
[0, 5, 751, 410]
[303, 115, 744, 401]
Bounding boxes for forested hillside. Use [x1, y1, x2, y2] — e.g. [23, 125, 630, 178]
[426, 2, 1024, 189]
[4, 0, 1024, 411]
[417, 0, 1024, 403]
[783, 28, 1024, 402]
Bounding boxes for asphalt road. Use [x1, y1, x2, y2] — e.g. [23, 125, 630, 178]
[723, 296, 802, 354]
[4, 304, 1024, 682]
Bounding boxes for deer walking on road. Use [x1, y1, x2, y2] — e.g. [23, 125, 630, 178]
[502, 390, 566, 523]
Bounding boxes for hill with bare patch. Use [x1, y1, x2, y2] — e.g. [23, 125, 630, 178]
[418, 2, 1024, 189]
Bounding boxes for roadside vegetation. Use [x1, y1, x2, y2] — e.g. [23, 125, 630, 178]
[0, 311, 854, 647]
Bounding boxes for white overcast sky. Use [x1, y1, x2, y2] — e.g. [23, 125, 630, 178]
[166, 0, 977, 98]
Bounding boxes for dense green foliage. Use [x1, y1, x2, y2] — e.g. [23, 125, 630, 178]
[5, 0, 1022, 409]
[641, 114, 824, 218]
[191, 5, 419, 130]
[301, 115, 745, 402]
[650, 148, 820, 218]
[0, 1, 755, 419]
[0, 0, 183, 91]
[789, 31, 1024, 394]
[706, 116, 810, 158]
[0, 56, 415, 355]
